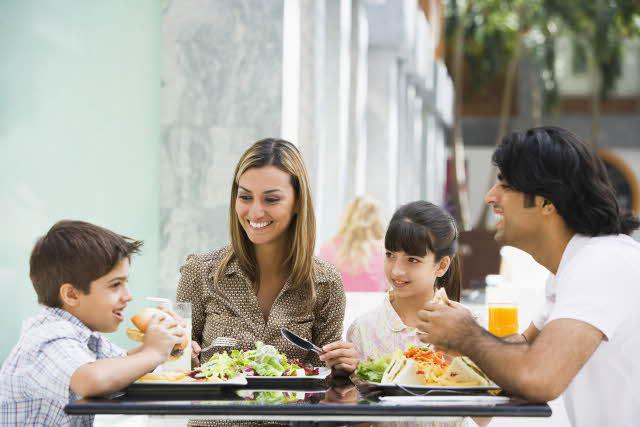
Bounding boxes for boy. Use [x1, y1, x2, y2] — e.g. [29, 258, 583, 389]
[0, 220, 185, 426]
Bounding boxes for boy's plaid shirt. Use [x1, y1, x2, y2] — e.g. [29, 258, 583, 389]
[0, 307, 125, 426]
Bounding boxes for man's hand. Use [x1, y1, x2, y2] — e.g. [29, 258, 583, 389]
[502, 333, 527, 344]
[319, 341, 359, 375]
[416, 301, 480, 353]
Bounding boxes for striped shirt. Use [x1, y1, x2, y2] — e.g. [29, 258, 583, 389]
[0, 307, 125, 426]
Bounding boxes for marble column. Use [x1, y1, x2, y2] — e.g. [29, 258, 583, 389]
[345, 0, 369, 199]
[432, 60, 454, 206]
[365, 48, 399, 219]
[364, 0, 451, 214]
[160, 0, 285, 293]
[364, 0, 412, 218]
[314, 0, 353, 246]
[295, 0, 319, 181]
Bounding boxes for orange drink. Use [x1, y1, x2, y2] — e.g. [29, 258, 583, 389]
[488, 303, 518, 337]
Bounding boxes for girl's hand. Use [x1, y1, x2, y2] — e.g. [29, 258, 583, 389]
[319, 341, 359, 375]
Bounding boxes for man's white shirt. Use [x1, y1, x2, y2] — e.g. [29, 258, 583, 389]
[533, 234, 640, 427]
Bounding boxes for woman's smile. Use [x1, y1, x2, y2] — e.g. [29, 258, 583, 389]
[248, 219, 274, 230]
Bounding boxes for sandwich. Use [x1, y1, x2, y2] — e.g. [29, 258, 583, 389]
[438, 356, 493, 386]
[432, 287, 450, 305]
[126, 307, 188, 361]
[381, 351, 427, 386]
[378, 347, 494, 387]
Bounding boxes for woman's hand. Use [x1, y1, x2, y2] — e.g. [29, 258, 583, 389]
[319, 341, 359, 375]
[191, 340, 201, 368]
[320, 384, 358, 404]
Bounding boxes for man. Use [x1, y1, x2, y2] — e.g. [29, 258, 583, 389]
[417, 126, 640, 427]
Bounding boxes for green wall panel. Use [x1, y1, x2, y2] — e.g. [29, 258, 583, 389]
[0, 1, 161, 361]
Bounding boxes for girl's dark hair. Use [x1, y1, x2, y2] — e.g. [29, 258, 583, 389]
[385, 201, 461, 301]
[493, 126, 640, 236]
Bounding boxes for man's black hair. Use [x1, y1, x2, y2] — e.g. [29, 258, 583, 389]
[492, 126, 639, 236]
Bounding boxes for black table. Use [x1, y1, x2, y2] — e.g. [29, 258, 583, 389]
[65, 378, 551, 425]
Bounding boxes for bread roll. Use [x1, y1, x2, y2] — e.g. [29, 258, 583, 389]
[127, 307, 188, 356]
[126, 327, 145, 342]
[130, 307, 166, 332]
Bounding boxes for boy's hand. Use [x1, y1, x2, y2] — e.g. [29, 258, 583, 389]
[191, 341, 201, 368]
[319, 341, 359, 375]
[142, 314, 185, 363]
[157, 305, 186, 328]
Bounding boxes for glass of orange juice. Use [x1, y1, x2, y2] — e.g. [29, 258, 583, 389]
[488, 303, 518, 337]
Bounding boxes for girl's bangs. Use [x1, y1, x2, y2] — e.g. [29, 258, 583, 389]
[384, 219, 432, 256]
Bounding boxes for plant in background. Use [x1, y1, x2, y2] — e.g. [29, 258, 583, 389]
[444, 0, 639, 230]
[545, 0, 640, 147]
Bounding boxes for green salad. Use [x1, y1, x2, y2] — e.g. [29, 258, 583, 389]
[231, 341, 305, 376]
[354, 354, 392, 382]
[191, 341, 319, 381]
[242, 390, 302, 404]
[190, 351, 242, 381]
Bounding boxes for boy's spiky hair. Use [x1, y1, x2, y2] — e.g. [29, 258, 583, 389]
[29, 220, 143, 307]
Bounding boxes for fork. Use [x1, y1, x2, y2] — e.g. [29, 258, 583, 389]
[200, 336, 238, 352]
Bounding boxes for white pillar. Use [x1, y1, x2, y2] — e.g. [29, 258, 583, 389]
[315, 0, 353, 246]
[160, 0, 285, 292]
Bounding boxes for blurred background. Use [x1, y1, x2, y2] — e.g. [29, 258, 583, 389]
[1, 2, 639, 417]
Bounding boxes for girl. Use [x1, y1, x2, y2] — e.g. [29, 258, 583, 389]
[319, 195, 387, 292]
[346, 200, 462, 359]
[326, 201, 486, 427]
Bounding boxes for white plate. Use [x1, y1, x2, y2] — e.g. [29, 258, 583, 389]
[380, 395, 510, 405]
[246, 367, 331, 381]
[132, 374, 247, 386]
[365, 381, 500, 392]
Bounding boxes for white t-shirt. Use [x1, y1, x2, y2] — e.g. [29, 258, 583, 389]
[533, 234, 640, 427]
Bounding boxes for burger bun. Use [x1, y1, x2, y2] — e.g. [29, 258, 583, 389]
[126, 308, 188, 361]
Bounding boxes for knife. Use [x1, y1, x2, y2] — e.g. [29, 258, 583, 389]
[280, 327, 324, 355]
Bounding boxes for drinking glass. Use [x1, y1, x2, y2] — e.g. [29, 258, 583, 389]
[488, 302, 518, 337]
[158, 302, 192, 372]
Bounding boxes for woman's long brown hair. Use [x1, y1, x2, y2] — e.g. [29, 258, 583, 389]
[216, 138, 317, 309]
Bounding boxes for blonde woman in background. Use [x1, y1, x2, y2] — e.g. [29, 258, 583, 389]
[177, 138, 357, 375]
[319, 195, 387, 292]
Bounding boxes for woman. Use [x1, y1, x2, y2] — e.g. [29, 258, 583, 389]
[177, 138, 356, 372]
[319, 195, 387, 292]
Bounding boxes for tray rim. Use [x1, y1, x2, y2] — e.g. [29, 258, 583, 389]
[129, 374, 247, 387]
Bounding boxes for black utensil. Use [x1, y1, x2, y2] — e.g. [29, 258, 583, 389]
[280, 327, 324, 354]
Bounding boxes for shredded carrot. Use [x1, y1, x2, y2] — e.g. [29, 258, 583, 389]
[404, 347, 448, 368]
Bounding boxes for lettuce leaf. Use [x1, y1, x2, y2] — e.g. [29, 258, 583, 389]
[355, 354, 392, 383]
[194, 351, 241, 380]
